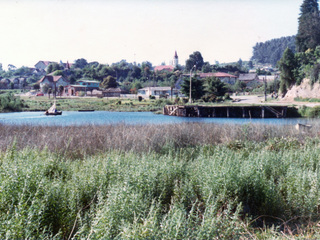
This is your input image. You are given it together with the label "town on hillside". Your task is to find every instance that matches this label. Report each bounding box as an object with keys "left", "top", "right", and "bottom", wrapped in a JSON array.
[
  {"left": 2, "top": 0, "right": 320, "bottom": 102},
  {"left": 0, "top": 50, "right": 281, "bottom": 101}
]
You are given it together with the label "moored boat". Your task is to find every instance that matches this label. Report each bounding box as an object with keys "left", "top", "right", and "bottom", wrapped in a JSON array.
[
  {"left": 45, "top": 111, "right": 62, "bottom": 116},
  {"left": 45, "top": 101, "right": 62, "bottom": 116}
]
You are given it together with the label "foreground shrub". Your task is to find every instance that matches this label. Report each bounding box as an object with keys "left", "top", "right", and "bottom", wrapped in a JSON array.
[
  {"left": 306, "top": 106, "right": 320, "bottom": 118},
  {"left": 0, "top": 93, "right": 24, "bottom": 112},
  {"left": 2, "top": 138, "right": 320, "bottom": 238}
]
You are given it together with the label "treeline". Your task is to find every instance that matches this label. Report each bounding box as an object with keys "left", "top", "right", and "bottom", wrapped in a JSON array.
[
  {"left": 278, "top": 0, "right": 320, "bottom": 95},
  {"left": 51, "top": 59, "right": 182, "bottom": 92},
  {"left": 0, "top": 59, "right": 181, "bottom": 93},
  {"left": 1, "top": 51, "right": 248, "bottom": 93},
  {"left": 251, "top": 36, "right": 296, "bottom": 66},
  {"left": 0, "top": 65, "right": 41, "bottom": 86},
  {"left": 50, "top": 55, "right": 247, "bottom": 92}
]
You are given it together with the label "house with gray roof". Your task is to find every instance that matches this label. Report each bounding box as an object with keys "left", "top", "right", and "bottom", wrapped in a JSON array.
[
  {"left": 238, "top": 73, "right": 260, "bottom": 88},
  {"left": 38, "top": 75, "right": 69, "bottom": 95},
  {"left": 35, "top": 61, "right": 57, "bottom": 71}
]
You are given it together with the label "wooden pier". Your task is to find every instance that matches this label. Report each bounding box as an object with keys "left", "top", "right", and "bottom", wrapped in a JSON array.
[{"left": 163, "top": 105, "right": 287, "bottom": 118}]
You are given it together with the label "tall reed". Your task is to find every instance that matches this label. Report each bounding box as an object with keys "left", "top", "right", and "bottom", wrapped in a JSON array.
[
  {"left": 1, "top": 137, "right": 320, "bottom": 238},
  {"left": 0, "top": 122, "right": 318, "bottom": 158},
  {"left": 1, "top": 122, "right": 320, "bottom": 238}
]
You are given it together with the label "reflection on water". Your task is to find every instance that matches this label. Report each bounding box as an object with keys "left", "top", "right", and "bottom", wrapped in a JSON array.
[{"left": 0, "top": 111, "right": 315, "bottom": 126}]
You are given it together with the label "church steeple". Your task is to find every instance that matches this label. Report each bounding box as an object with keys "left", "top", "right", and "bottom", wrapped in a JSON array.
[{"left": 173, "top": 51, "right": 178, "bottom": 67}]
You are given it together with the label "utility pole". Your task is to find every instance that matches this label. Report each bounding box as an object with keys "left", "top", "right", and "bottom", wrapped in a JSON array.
[
  {"left": 264, "top": 76, "right": 267, "bottom": 102},
  {"left": 189, "top": 65, "right": 196, "bottom": 103}
]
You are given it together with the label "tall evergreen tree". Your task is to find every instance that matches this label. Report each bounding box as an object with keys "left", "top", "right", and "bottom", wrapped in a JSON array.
[
  {"left": 185, "top": 51, "right": 204, "bottom": 71},
  {"left": 205, "top": 77, "right": 227, "bottom": 97},
  {"left": 278, "top": 48, "right": 297, "bottom": 96},
  {"left": 181, "top": 75, "right": 204, "bottom": 101},
  {"left": 296, "top": 0, "right": 320, "bottom": 52}
]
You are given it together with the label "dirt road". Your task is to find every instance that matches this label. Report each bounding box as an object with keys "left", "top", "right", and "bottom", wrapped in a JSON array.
[{"left": 231, "top": 94, "right": 320, "bottom": 107}]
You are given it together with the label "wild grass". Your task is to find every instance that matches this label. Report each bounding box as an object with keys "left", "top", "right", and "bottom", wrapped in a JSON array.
[
  {"left": 21, "top": 96, "right": 172, "bottom": 112},
  {"left": 0, "top": 122, "right": 318, "bottom": 158},
  {"left": 1, "top": 122, "right": 320, "bottom": 238},
  {"left": 294, "top": 97, "right": 320, "bottom": 103}
]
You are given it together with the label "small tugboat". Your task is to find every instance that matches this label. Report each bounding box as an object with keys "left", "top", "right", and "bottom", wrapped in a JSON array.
[{"left": 45, "top": 101, "right": 62, "bottom": 116}]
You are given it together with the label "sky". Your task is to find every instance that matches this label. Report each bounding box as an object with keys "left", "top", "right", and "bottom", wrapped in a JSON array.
[{"left": 0, "top": 0, "right": 302, "bottom": 69}]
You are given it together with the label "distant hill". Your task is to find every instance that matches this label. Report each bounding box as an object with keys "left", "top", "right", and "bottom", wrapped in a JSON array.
[{"left": 251, "top": 36, "right": 296, "bottom": 66}]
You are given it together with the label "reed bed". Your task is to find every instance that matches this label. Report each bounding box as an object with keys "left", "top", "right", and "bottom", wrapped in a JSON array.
[
  {"left": 0, "top": 122, "right": 318, "bottom": 158},
  {"left": 1, "top": 122, "right": 320, "bottom": 238},
  {"left": 1, "top": 139, "right": 320, "bottom": 238}
]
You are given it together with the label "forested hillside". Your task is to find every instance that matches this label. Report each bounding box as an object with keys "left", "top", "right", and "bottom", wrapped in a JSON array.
[
  {"left": 278, "top": 0, "right": 320, "bottom": 97},
  {"left": 251, "top": 36, "right": 296, "bottom": 66}
]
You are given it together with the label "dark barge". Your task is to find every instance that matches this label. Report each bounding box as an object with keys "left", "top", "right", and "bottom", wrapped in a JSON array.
[{"left": 163, "top": 105, "right": 288, "bottom": 118}]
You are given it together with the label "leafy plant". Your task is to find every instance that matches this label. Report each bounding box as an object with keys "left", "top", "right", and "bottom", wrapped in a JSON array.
[{"left": 0, "top": 92, "right": 24, "bottom": 112}]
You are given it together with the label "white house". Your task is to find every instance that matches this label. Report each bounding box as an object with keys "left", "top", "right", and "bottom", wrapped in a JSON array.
[
  {"left": 38, "top": 75, "right": 69, "bottom": 94},
  {"left": 34, "top": 61, "right": 56, "bottom": 71},
  {"left": 138, "top": 87, "right": 179, "bottom": 97}
]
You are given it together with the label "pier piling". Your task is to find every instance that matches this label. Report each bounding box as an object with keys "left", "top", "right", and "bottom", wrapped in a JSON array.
[{"left": 163, "top": 105, "right": 287, "bottom": 118}]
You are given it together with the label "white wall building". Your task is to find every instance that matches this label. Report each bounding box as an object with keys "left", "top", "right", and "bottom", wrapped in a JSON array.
[
  {"left": 138, "top": 87, "right": 179, "bottom": 97},
  {"left": 38, "top": 75, "right": 69, "bottom": 93}
]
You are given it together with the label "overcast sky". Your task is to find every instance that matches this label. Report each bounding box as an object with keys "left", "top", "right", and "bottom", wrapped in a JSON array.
[{"left": 0, "top": 0, "right": 302, "bottom": 69}]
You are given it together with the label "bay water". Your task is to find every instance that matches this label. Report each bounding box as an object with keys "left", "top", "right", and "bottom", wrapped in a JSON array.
[{"left": 0, "top": 111, "right": 313, "bottom": 126}]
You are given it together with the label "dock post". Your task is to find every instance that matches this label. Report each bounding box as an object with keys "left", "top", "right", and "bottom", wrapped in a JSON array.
[
  {"left": 262, "top": 107, "right": 265, "bottom": 118},
  {"left": 182, "top": 108, "right": 186, "bottom": 117},
  {"left": 282, "top": 107, "right": 287, "bottom": 118},
  {"left": 227, "top": 107, "right": 229, "bottom": 118}
]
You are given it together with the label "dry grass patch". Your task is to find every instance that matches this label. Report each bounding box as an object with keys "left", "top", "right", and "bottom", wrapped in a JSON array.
[{"left": 0, "top": 122, "right": 318, "bottom": 158}]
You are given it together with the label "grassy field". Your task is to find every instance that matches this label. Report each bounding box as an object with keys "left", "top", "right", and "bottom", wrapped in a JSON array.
[
  {"left": 1, "top": 122, "right": 320, "bottom": 239},
  {"left": 20, "top": 94, "right": 284, "bottom": 112},
  {"left": 20, "top": 95, "right": 320, "bottom": 118},
  {"left": 20, "top": 96, "right": 174, "bottom": 112}
]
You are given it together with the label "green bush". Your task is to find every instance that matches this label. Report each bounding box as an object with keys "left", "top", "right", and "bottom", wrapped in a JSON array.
[
  {"left": 152, "top": 99, "right": 173, "bottom": 107},
  {"left": 298, "top": 105, "right": 320, "bottom": 118},
  {"left": 306, "top": 106, "right": 320, "bottom": 118},
  {"left": 0, "top": 93, "right": 24, "bottom": 112}
]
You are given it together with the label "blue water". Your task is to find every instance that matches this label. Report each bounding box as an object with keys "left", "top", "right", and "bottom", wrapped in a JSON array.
[{"left": 0, "top": 111, "right": 314, "bottom": 126}]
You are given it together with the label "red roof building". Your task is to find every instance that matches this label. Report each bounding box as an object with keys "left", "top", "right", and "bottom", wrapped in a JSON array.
[
  {"left": 184, "top": 72, "right": 237, "bottom": 85},
  {"left": 154, "top": 65, "right": 175, "bottom": 72}
]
